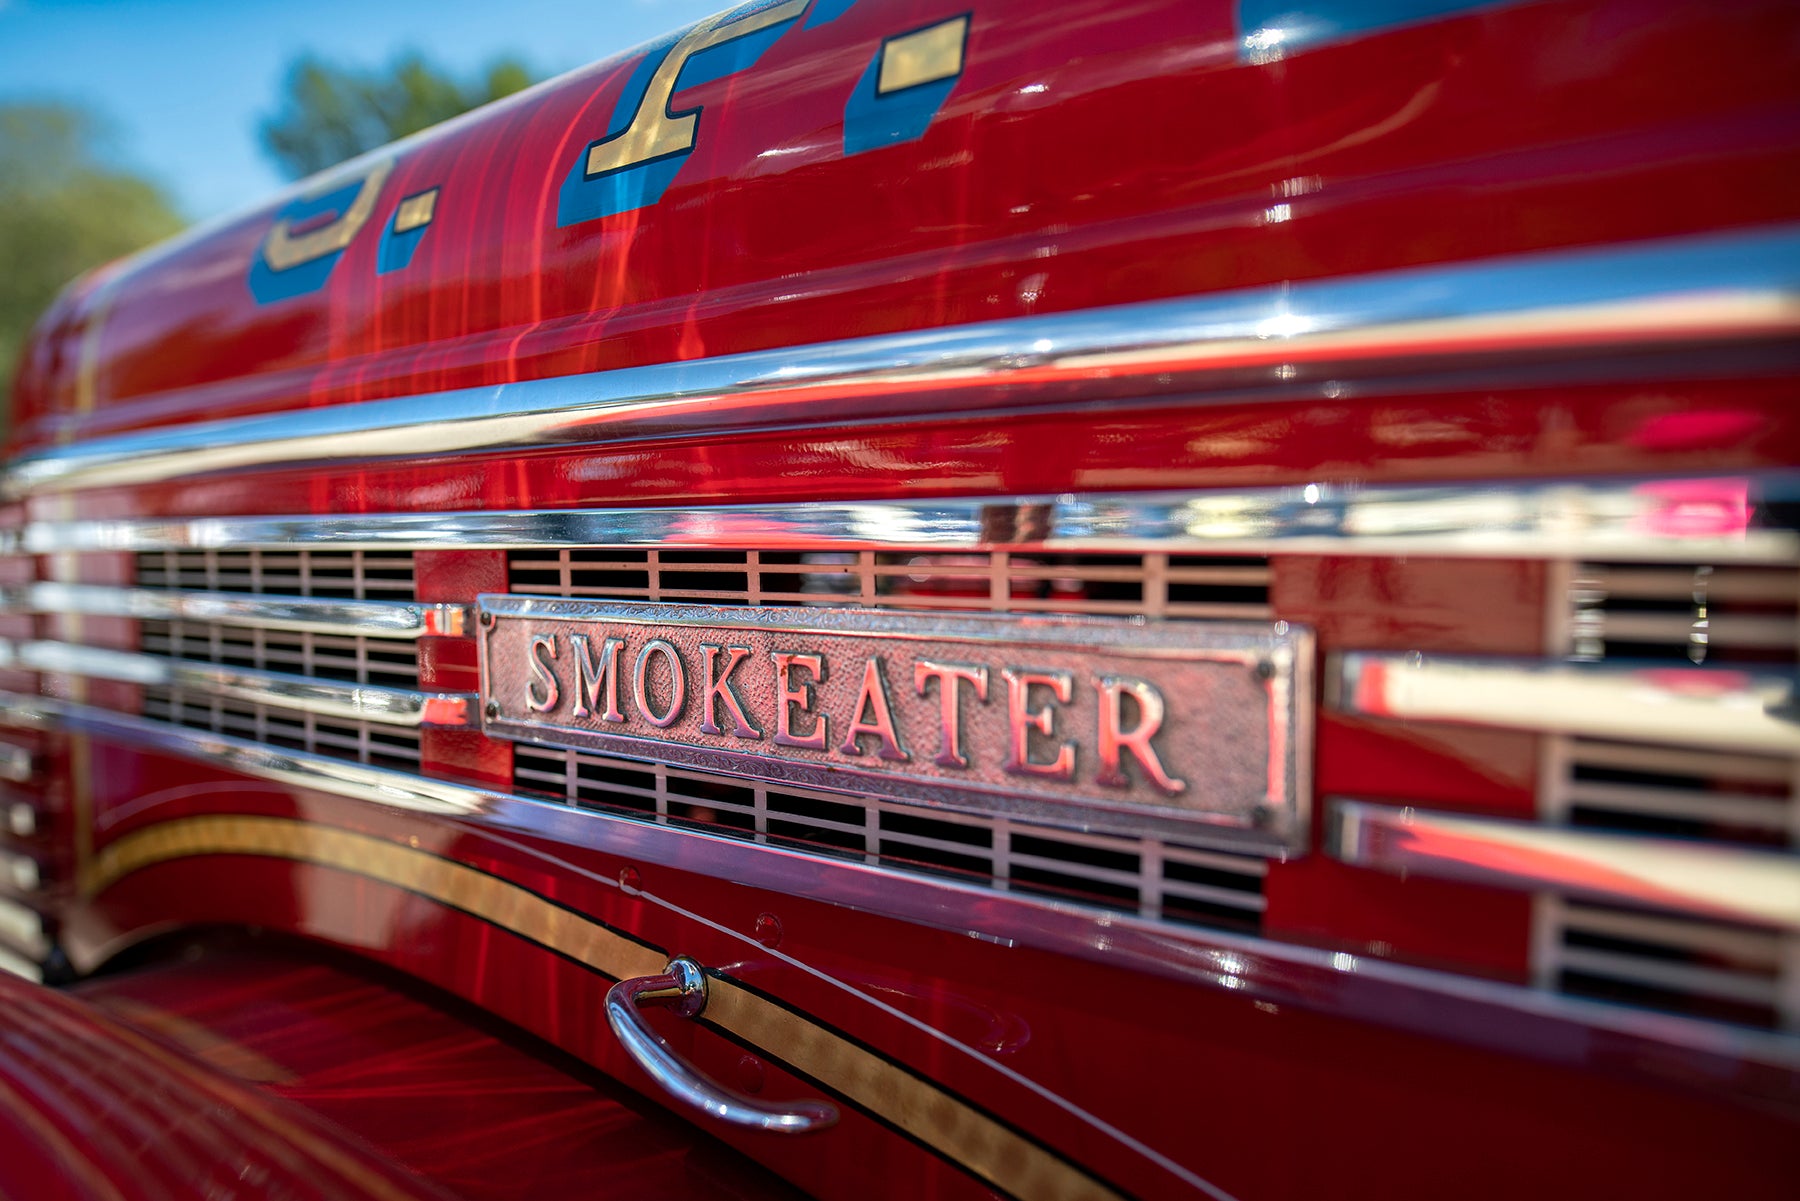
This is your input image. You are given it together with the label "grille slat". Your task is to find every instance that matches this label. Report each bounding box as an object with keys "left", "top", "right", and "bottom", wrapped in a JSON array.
[
  {"left": 508, "top": 548, "right": 1272, "bottom": 620},
  {"left": 135, "top": 550, "right": 421, "bottom": 768},
  {"left": 1545, "top": 558, "right": 1800, "bottom": 1029}
]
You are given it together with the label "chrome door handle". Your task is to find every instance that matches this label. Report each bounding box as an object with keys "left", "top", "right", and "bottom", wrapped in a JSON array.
[{"left": 605, "top": 957, "right": 839, "bottom": 1134}]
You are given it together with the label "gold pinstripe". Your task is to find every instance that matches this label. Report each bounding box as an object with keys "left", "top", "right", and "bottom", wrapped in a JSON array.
[{"left": 86, "top": 815, "right": 1128, "bottom": 1201}]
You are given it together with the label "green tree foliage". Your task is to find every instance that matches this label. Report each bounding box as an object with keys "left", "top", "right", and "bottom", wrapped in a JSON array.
[
  {"left": 261, "top": 53, "right": 534, "bottom": 180},
  {"left": 0, "top": 103, "right": 184, "bottom": 412}
]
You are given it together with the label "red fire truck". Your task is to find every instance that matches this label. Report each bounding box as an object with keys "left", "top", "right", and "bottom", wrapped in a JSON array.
[{"left": 2, "top": 0, "right": 1797, "bottom": 1196}]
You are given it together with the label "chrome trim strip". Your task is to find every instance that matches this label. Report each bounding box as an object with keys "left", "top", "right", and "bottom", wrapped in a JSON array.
[
  {"left": 0, "top": 897, "right": 47, "bottom": 960},
  {"left": 1333, "top": 652, "right": 1800, "bottom": 754},
  {"left": 0, "top": 639, "right": 470, "bottom": 728},
  {"left": 1329, "top": 799, "right": 1800, "bottom": 931},
  {"left": 20, "top": 692, "right": 1799, "bottom": 1083},
  {"left": 10, "top": 582, "right": 465, "bottom": 639},
  {"left": 0, "top": 848, "right": 39, "bottom": 894},
  {"left": 18, "top": 473, "right": 1800, "bottom": 563},
  {"left": 6, "top": 224, "right": 1799, "bottom": 499},
  {"left": 0, "top": 944, "right": 43, "bottom": 983},
  {"left": 0, "top": 745, "right": 32, "bottom": 785}
]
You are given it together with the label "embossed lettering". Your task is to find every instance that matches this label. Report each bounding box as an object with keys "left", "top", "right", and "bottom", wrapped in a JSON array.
[
  {"left": 914, "top": 660, "right": 988, "bottom": 769},
  {"left": 1002, "top": 668, "right": 1075, "bottom": 780},
  {"left": 700, "top": 643, "right": 760, "bottom": 739},
  {"left": 839, "top": 656, "right": 909, "bottom": 762},
  {"left": 570, "top": 633, "right": 625, "bottom": 722},
  {"left": 1096, "top": 676, "right": 1186, "bottom": 795},
  {"left": 633, "top": 639, "right": 687, "bottom": 728},
  {"left": 771, "top": 651, "right": 827, "bottom": 750},
  {"left": 527, "top": 633, "right": 560, "bottom": 713}
]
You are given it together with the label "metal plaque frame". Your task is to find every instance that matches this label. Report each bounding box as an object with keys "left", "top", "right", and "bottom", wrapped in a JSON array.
[{"left": 477, "top": 597, "right": 1312, "bottom": 853}]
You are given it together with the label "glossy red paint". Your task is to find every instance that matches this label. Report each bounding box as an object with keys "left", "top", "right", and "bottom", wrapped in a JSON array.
[
  {"left": 71, "top": 944, "right": 804, "bottom": 1201},
  {"left": 9, "top": 0, "right": 1800, "bottom": 452},
  {"left": 34, "top": 369, "right": 1800, "bottom": 525},
  {"left": 4, "top": 0, "right": 1798, "bottom": 1196},
  {"left": 0, "top": 968, "right": 459, "bottom": 1201},
  {"left": 55, "top": 763, "right": 1800, "bottom": 1200}
]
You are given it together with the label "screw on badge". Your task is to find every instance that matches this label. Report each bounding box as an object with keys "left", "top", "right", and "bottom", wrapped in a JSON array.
[
  {"left": 479, "top": 609, "right": 495, "bottom": 627},
  {"left": 483, "top": 699, "right": 500, "bottom": 720}
]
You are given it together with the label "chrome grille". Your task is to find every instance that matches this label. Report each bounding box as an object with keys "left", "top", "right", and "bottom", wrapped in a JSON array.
[
  {"left": 1545, "top": 736, "right": 1795, "bottom": 849},
  {"left": 1567, "top": 562, "right": 1798, "bottom": 664},
  {"left": 508, "top": 549, "right": 1272, "bottom": 618},
  {"left": 135, "top": 549, "right": 417, "bottom": 599},
  {"left": 1541, "top": 557, "right": 1800, "bottom": 1029},
  {"left": 514, "top": 744, "right": 1266, "bottom": 931},
  {"left": 134, "top": 549, "right": 422, "bottom": 768},
  {"left": 140, "top": 689, "right": 423, "bottom": 771},
  {"left": 508, "top": 545, "right": 1273, "bottom": 931},
  {"left": 1538, "top": 897, "right": 1798, "bottom": 1030}
]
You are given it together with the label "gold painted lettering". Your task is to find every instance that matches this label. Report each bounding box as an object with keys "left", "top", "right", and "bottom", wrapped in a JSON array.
[
  {"left": 839, "top": 656, "right": 909, "bottom": 762},
  {"left": 700, "top": 644, "right": 761, "bottom": 739},
  {"left": 1096, "top": 676, "right": 1186, "bottom": 795},
  {"left": 914, "top": 660, "right": 988, "bottom": 769},
  {"left": 585, "top": 0, "right": 807, "bottom": 178},
  {"left": 1002, "top": 668, "right": 1075, "bottom": 781},
  {"left": 772, "top": 651, "right": 827, "bottom": 750},
  {"left": 570, "top": 633, "right": 625, "bottom": 722},
  {"left": 527, "top": 633, "right": 560, "bottom": 713},
  {"left": 633, "top": 639, "right": 687, "bottom": 729},
  {"left": 262, "top": 158, "right": 393, "bottom": 272}
]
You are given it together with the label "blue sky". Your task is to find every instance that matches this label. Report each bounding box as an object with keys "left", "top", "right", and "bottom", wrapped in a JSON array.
[{"left": 0, "top": 0, "right": 726, "bottom": 222}]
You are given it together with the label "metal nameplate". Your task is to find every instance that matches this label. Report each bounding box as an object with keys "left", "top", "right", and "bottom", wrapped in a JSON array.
[{"left": 477, "top": 599, "right": 1311, "bottom": 851}]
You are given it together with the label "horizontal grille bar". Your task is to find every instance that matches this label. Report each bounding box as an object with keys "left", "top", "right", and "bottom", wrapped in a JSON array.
[
  {"left": 1332, "top": 798, "right": 1800, "bottom": 931},
  {"left": 9, "top": 583, "right": 462, "bottom": 639},
  {"left": 1334, "top": 652, "right": 1800, "bottom": 755},
  {"left": 0, "top": 639, "right": 466, "bottom": 728}
]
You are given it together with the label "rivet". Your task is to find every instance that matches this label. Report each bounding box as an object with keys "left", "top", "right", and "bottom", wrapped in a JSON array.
[
  {"left": 736, "top": 1055, "right": 766, "bottom": 1094},
  {"left": 479, "top": 610, "right": 495, "bottom": 627},
  {"left": 753, "top": 912, "right": 782, "bottom": 948},
  {"left": 483, "top": 700, "right": 500, "bottom": 720},
  {"left": 619, "top": 866, "right": 641, "bottom": 893}
]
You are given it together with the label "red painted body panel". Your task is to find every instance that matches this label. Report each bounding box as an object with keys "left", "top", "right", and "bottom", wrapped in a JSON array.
[
  {"left": 9, "top": 0, "right": 1800, "bottom": 453},
  {"left": 67, "top": 945, "right": 802, "bottom": 1201},
  {"left": 0, "top": 967, "right": 458, "bottom": 1201},
  {"left": 50, "top": 770, "right": 1800, "bottom": 1200}
]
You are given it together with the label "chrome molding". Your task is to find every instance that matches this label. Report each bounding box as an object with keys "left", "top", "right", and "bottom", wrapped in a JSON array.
[
  {"left": 8, "top": 582, "right": 465, "bottom": 639},
  {"left": 0, "top": 848, "right": 39, "bottom": 894},
  {"left": 16, "top": 691, "right": 1800, "bottom": 1083},
  {"left": 1330, "top": 799, "right": 1800, "bottom": 931},
  {"left": 6, "top": 224, "right": 1799, "bottom": 499},
  {"left": 0, "top": 639, "right": 470, "bottom": 728},
  {"left": 0, "top": 745, "right": 32, "bottom": 785},
  {"left": 0, "top": 897, "right": 47, "bottom": 960},
  {"left": 1334, "top": 652, "right": 1800, "bottom": 755},
  {"left": 17, "top": 473, "right": 1800, "bottom": 563},
  {"left": 0, "top": 945, "right": 42, "bottom": 983}
]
